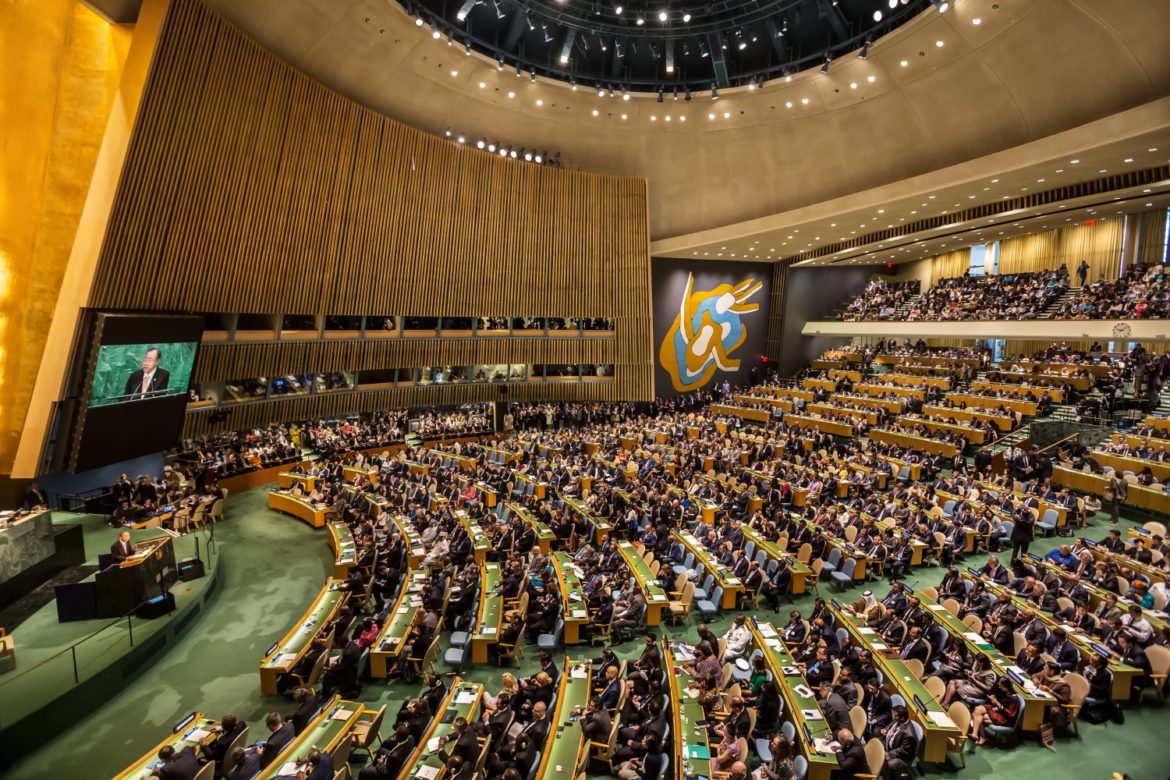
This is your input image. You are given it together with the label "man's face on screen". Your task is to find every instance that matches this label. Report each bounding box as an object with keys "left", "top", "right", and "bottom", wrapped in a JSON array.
[{"left": 142, "top": 350, "right": 160, "bottom": 372}]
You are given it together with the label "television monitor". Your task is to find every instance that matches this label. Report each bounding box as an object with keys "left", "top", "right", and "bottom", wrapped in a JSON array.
[{"left": 72, "top": 314, "right": 203, "bottom": 471}]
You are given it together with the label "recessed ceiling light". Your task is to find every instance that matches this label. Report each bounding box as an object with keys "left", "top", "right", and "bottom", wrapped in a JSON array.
[
  {"left": 801, "top": 97, "right": 809, "bottom": 104},
  {"left": 723, "top": 111, "right": 730, "bottom": 118},
  {"left": 507, "top": 90, "right": 515, "bottom": 98},
  {"left": 1149, "top": 147, "right": 1159, "bottom": 152},
  {"left": 650, "top": 115, "right": 657, "bottom": 121},
  {"left": 450, "top": 69, "right": 459, "bottom": 77},
  {"left": 972, "top": 17, "right": 982, "bottom": 24},
  {"left": 708, "top": 113, "right": 716, "bottom": 120},
  {"left": 535, "top": 99, "right": 543, "bottom": 106},
  {"left": 592, "top": 108, "right": 599, "bottom": 116},
  {"left": 900, "top": 59, "right": 909, "bottom": 67},
  {"left": 478, "top": 81, "right": 486, "bottom": 89},
  {"left": 867, "top": 75, "right": 876, "bottom": 83},
  {"left": 850, "top": 82, "right": 858, "bottom": 89},
  {"left": 1124, "top": 158, "right": 1134, "bottom": 163},
  {"left": 621, "top": 113, "right": 627, "bottom": 120},
  {"left": 1070, "top": 159, "right": 1080, "bottom": 164},
  {"left": 935, "top": 40, "right": 944, "bottom": 47},
  {"left": 785, "top": 101, "right": 793, "bottom": 108}
]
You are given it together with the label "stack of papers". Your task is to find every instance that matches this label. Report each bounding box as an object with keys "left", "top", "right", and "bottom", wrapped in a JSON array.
[
  {"left": 926, "top": 711, "right": 956, "bottom": 728},
  {"left": 332, "top": 709, "right": 354, "bottom": 721},
  {"left": 185, "top": 729, "right": 210, "bottom": 742},
  {"left": 277, "top": 762, "right": 300, "bottom": 776},
  {"left": 454, "top": 689, "right": 478, "bottom": 704},
  {"left": 801, "top": 709, "right": 824, "bottom": 721}
]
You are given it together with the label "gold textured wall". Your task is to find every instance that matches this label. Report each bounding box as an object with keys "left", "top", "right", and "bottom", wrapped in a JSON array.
[
  {"left": 84, "top": 0, "right": 653, "bottom": 435},
  {"left": 0, "top": 1, "right": 129, "bottom": 473}
]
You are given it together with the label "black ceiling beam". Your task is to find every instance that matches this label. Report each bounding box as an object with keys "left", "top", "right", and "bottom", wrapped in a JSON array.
[
  {"left": 706, "top": 32, "right": 730, "bottom": 87},
  {"left": 817, "top": 0, "right": 848, "bottom": 43},
  {"left": 763, "top": 17, "right": 788, "bottom": 60},
  {"left": 502, "top": 9, "right": 527, "bottom": 52}
]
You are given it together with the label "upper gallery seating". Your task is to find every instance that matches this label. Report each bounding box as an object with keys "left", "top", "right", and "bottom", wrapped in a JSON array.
[
  {"left": 836, "top": 280, "right": 921, "bottom": 321},
  {"left": 1054, "top": 265, "right": 1170, "bottom": 319},
  {"left": 905, "top": 268, "right": 1068, "bottom": 321}
]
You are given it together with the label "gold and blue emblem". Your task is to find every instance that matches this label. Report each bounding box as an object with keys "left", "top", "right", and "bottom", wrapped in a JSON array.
[{"left": 659, "top": 273, "right": 763, "bottom": 392}]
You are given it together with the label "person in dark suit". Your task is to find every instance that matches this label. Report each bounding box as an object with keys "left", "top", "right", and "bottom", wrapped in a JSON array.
[
  {"left": 358, "top": 725, "right": 416, "bottom": 779},
  {"left": 322, "top": 636, "right": 362, "bottom": 697},
  {"left": 816, "top": 683, "right": 853, "bottom": 737},
  {"left": 438, "top": 717, "right": 482, "bottom": 767},
  {"left": 864, "top": 679, "right": 892, "bottom": 737},
  {"left": 581, "top": 699, "right": 612, "bottom": 742},
  {"left": 303, "top": 749, "right": 333, "bottom": 780},
  {"left": 203, "top": 713, "right": 247, "bottom": 768},
  {"left": 226, "top": 747, "right": 262, "bottom": 780},
  {"left": 123, "top": 347, "right": 170, "bottom": 399},
  {"left": 23, "top": 481, "right": 48, "bottom": 509},
  {"left": 898, "top": 627, "right": 929, "bottom": 664},
  {"left": 834, "top": 729, "right": 870, "bottom": 780},
  {"left": 289, "top": 687, "right": 319, "bottom": 734},
  {"left": 260, "top": 712, "right": 295, "bottom": 767},
  {"left": 881, "top": 706, "right": 918, "bottom": 780},
  {"left": 110, "top": 531, "right": 136, "bottom": 563},
  {"left": 155, "top": 744, "right": 201, "bottom": 780}
]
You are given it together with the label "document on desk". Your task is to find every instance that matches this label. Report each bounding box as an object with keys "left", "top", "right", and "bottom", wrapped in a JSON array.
[
  {"left": 277, "top": 762, "right": 300, "bottom": 777},
  {"left": 185, "top": 729, "right": 211, "bottom": 742},
  {"left": 571, "top": 667, "right": 588, "bottom": 679},
  {"left": 454, "top": 689, "right": 478, "bottom": 704},
  {"left": 427, "top": 736, "right": 443, "bottom": 753},
  {"left": 273, "top": 653, "right": 298, "bottom": 666},
  {"left": 926, "top": 711, "right": 956, "bottom": 728},
  {"left": 332, "top": 708, "right": 354, "bottom": 721},
  {"left": 416, "top": 766, "right": 440, "bottom": 780}
]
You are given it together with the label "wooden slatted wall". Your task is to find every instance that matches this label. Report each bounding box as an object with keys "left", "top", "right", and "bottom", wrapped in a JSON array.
[
  {"left": 87, "top": 0, "right": 652, "bottom": 434},
  {"left": 764, "top": 259, "right": 790, "bottom": 360}
]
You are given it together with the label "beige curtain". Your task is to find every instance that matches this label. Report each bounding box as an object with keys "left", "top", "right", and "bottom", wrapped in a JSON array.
[
  {"left": 1056, "top": 218, "right": 1124, "bottom": 282},
  {"left": 930, "top": 250, "right": 971, "bottom": 285},
  {"left": 996, "top": 232, "right": 1059, "bottom": 275},
  {"left": 1138, "top": 208, "right": 1169, "bottom": 266}
]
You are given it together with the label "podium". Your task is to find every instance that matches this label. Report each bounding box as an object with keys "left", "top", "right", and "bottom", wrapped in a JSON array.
[{"left": 95, "top": 537, "right": 178, "bottom": 618}]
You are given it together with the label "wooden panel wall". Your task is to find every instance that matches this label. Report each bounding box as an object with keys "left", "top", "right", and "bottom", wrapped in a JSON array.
[
  {"left": 88, "top": 0, "right": 652, "bottom": 434},
  {"left": 764, "top": 259, "right": 790, "bottom": 361}
]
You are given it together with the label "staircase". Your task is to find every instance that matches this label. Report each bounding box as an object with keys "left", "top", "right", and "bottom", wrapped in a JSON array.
[
  {"left": 892, "top": 294, "right": 919, "bottom": 319},
  {"left": 1038, "top": 285, "right": 1082, "bottom": 319}
]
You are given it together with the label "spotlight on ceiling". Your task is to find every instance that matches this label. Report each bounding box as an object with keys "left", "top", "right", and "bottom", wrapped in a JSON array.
[
  {"left": 656, "top": 86, "right": 663, "bottom": 103},
  {"left": 535, "top": 151, "right": 545, "bottom": 163},
  {"left": 931, "top": 0, "right": 949, "bottom": 12},
  {"left": 859, "top": 38, "right": 871, "bottom": 59},
  {"left": 414, "top": 14, "right": 424, "bottom": 26},
  {"left": 529, "top": 69, "right": 536, "bottom": 82},
  {"left": 682, "top": 12, "right": 691, "bottom": 22},
  {"left": 820, "top": 55, "right": 831, "bottom": 74},
  {"left": 497, "top": 55, "right": 504, "bottom": 70},
  {"left": 524, "top": 149, "right": 533, "bottom": 161},
  {"left": 476, "top": 139, "right": 486, "bottom": 149},
  {"left": 699, "top": 40, "right": 709, "bottom": 58},
  {"left": 872, "top": 10, "right": 882, "bottom": 21},
  {"left": 710, "top": 83, "right": 719, "bottom": 100},
  {"left": 493, "top": 0, "right": 504, "bottom": 17},
  {"left": 597, "top": 84, "right": 606, "bottom": 96},
  {"left": 684, "top": 86, "right": 692, "bottom": 102},
  {"left": 444, "top": 127, "right": 452, "bottom": 137},
  {"left": 488, "top": 140, "right": 498, "bottom": 152},
  {"left": 624, "top": 85, "right": 632, "bottom": 101},
  {"left": 456, "top": 133, "right": 465, "bottom": 143},
  {"left": 614, "top": 4, "right": 622, "bottom": 14},
  {"left": 658, "top": 10, "right": 667, "bottom": 22},
  {"left": 560, "top": 29, "right": 576, "bottom": 63},
  {"left": 456, "top": 0, "right": 476, "bottom": 22}
]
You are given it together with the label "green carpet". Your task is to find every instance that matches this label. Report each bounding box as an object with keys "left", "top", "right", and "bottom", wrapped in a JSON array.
[{"left": 4, "top": 487, "right": 1168, "bottom": 779}]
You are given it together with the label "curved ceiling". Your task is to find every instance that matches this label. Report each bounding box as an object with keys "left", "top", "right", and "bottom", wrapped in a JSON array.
[
  {"left": 401, "top": 0, "right": 927, "bottom": 91},
  {"left": 201, "top": 0, "right": 1170, "bottom": 239}
]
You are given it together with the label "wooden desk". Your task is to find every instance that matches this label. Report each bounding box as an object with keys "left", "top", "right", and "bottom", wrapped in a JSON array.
[
  {"left": 898, "top": 416, "right": 986, "bottom": 445},
  {"left": 991, "top": 371, "right": 1093, "bottom": 391},
  {"left": 255, "top": 697, "right": 364, "bottom": 779},
  {"left": 742, "top": 526, "right": 810, "bottom": 594},
  {"left": 1053, "top": 466, "right": 1170, "bottom": 517},
  {"left": 405, "top": 459, "right": 430, "bottom": 476},
  {"left": 945, "top": 392, "right": 1037, "bottom": 416},
  {"left": 751, "top": 621, "right": 838, "bottom": 780},
  {"left": 828, "top": 604, "right": 960, "bottom": 762},
  {"left": 276, "top": 472, "right": 316, "bottom": 492},
  {"left": 370, "top": 570, "right": 426, "bottom": 677},
  {"left": 471, "top": 563, "right": 504, "bottom": 664},
  {"left": 970, "top": 381, "right": 1063, "bottom": 403},
  {"left": 1026, "top": 553, "right": 1168, "bottom": 636},
  {"left": 553, "top": 552, "right": 589, "bottom": 644},
  {"left": 870, "top": 429, "right": 958, "bottom": 458},
  {"left": 827, "top": 369, "right": 864, "bottom": 383},
  {"left": 664, "top": 642, "right": 713, "bottom": 780},
  {"left": 857, "top": 383, "right": 925, "bottom": 400},
  {"left": 710, "top": 403, "right": 772, "bottom": 423},
  {"left": 398, "top": 680, "right": 483, "bottom": 780},
  {"left": 1096, "top": 449, "right": 1170, "bottom": 482},
  {"left": 267, "top": 490, "right": 327, "bottom": 528},
  {"left": 536, "top": 659, "right": 593, "bottom": 780},
  {"left": 869, "top": 517, "right": 931, "bottom": 567},
  {"left": 831, "top": 393, "right": 903, "bottom": 414},
  {"left": 887, "top": 373, "right": 953, "bottom": 390},
  {"left": 617, "top": 542, "right": 667, "bottom": 625},
  {"left": 808, "top": 402, "right": 878, "bottom": 426},
  {"left": 1116, "top": 432, "right": 1170, "bottom": 455},
  {"left": 759, "top": 386, "right": 815, "bottom": 403},
  {"left": 512, "top": 470, "right": 548, "bottom": 500},
  {"left": 674, "top": 530, "right": 743, "bottom": 609},
  {"left": 392, "top": 514, "right": 427, "bottom": 569},
  {"left": 259, "top": 579, "right": 346, "bottom": 694},
  {"left": 802, "top": 378, "right": 840, "bottom": 393},
  {"left": 113, "top": 712, "right": 217, "bottom": 780},
  {"left": 785, "top": 413, "right": 855, "bottom": 438},
  {"left": 342, "top": 464, "right": 379, "bottom": 486},
  {"left": 922, "top": 405, "right": 1014, "bottom": 431},
  {"left": 455, "top": 510, "right": 492, "bottom": 564},
  {"left": 564, "top": 497, "right": 612, "bottom": 544},
  {"left": 327, "top": 522, "right": 356, "bottom": 580},
  {"left": 915, "top": 590, "right": 1048, "bottom": 730},
  {"left": 506, "top": 502, "right": 555, "bottom": 554},
  {"left": 961, "top": 571, "right": 1140, "bottom": 701}
]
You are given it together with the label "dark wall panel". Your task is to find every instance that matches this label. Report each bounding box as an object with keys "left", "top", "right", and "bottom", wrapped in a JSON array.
[
  {"left": 651, "top": 258, "right": 772, "bottom": 397},
  {"left": 778, "top": 266, "right": 872, "bottom": 376}
]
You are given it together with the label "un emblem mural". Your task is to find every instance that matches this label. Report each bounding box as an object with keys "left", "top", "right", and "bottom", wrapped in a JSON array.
[{"left": 658, "top": 272, "right": 764, "bottom": 393}]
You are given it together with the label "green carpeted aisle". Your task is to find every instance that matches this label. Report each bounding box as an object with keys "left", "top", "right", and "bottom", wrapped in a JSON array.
[{"left": 5, "top": 486, "right": 1168, "bottom": 779}]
